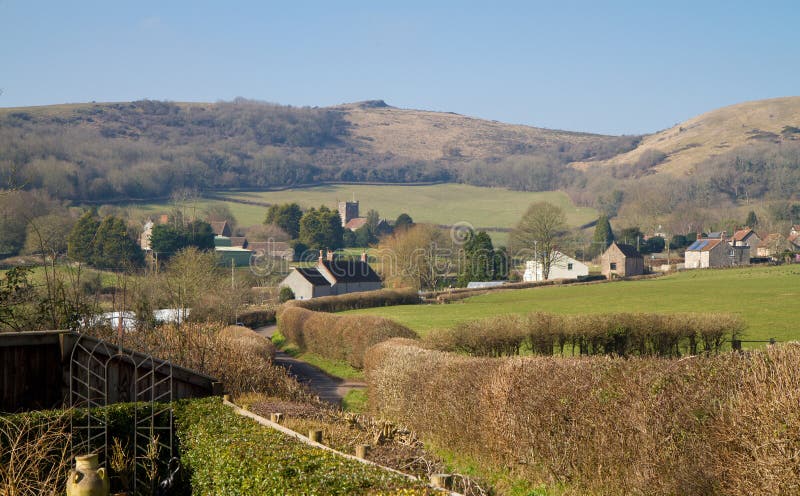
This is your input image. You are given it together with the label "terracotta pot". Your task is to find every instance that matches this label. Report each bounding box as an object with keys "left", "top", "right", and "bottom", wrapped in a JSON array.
[{"left": 66, "top": 454, "right": 110, "bottom": 496}]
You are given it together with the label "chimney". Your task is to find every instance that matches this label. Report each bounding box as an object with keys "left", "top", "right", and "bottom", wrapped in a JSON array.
[
  {"left": 326, "top": 250, "right": 334, "bottom": 262},
  {"left": 318, "top": 250, "right": 324, "bottom": 263},
  {"left": 159, "top": 214, "right": 169, "bottom": 225},
  {"left": 360, "top": 251, "right": 367, "bottom": 262}
]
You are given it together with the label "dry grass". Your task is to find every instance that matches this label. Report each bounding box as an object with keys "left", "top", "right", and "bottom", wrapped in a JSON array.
[
  {"left": 585, "top": 96, "right": 800, "bottom": 175},
  {"left": 366, "top": 339, "right": 800, "bottom": 495}
]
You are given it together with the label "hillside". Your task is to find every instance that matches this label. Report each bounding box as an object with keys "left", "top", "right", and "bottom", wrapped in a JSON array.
[
  {"left": 578, "top": 96, "right": 800, "bottom": 176},
  {"left": 0, "top": 99, "right": 636, "bottom": 202}
]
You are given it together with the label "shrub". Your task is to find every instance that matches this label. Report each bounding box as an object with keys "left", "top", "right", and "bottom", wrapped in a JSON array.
[
  {"left": 423, "top": 311, "right": 745, "bottom": 357},
  {"left": 174, "top": 397, "right": 427, "bottom": 495},
  {"left": 281, "top": 288, "right": 419, "bottom": 314},
  {"left": 365, "top": 340, "right": 800, "bottom": 495},
  {"left": 279, "top": 286, "right": 295, "bottom": 303},
  {"left": 278, "top": 307, "right": 418, "bottom": 368},
  {"left": 235, "top": 306, "right": 277, "bottom": 328},
  {"left": 90, "top": 323, "right": 305, "bottom": 399}
]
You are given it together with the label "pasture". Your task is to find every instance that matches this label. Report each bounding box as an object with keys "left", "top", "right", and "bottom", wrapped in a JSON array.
[{"left": 348, "top": 264, "right": 800, "bottom": 343}]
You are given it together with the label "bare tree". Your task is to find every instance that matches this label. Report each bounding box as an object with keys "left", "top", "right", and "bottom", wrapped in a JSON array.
[{"left": 511, "top": 202, "right": 567, "bottom": 280}]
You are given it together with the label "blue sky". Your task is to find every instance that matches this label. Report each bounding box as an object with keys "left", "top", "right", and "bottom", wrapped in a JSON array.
[{"left": 1, "top": 1, "right": 798, "bottom": 135}]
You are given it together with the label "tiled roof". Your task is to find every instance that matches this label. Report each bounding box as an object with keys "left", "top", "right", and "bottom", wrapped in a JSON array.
[
  {"left": 345, "top": 218, "right": 368, "bottom": 230},
  {"left": 320, "top": 259, "right": 381, "bottom": 283},
  {"left": 732, "top": 229, "right": 754, "bottom": 241},
  {"left": 614, "top": 243, "right": 643, "bottom": 258},
  {"left": 210, "top": 221, "right": 229, "bottom": 236},
  {"left": 248, "top": 241, "right": 291, "bottom": 252}
]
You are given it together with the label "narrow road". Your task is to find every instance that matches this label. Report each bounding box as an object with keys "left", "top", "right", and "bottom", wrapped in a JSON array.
[{"left": 255, "top": 325, "right": 366, "bottom": 407}]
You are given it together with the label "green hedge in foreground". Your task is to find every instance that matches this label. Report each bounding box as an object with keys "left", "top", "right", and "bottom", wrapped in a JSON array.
[{"left": 174, "top": 397, "right": 428, "bottom": 495}]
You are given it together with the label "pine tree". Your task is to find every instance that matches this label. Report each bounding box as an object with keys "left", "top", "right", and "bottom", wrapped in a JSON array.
[
  {"left": 591, "top": 215, "right": 614, "bottom": 257},
  {"left": 91, "top": 216, "right": 143, "bottom": 269},
  {"left": 457, "top": 230, "right": 495, "bottom": 286},
  {"left": 67, "top": 211, "right": 100, "bottom": 263},
  {"left": 745, "top": 210, "right": 758, "bottom": 228}
]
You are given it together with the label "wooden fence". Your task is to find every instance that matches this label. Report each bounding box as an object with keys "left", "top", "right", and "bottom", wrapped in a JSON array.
[{"left": 0, "top": 331, "right": 222, "bottom": 412}]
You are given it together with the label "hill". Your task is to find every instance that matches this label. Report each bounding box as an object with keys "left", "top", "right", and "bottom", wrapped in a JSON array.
[
  {"left": 0, "top": 99, "right": 637, "bottom": 203},
  {"left": 577, "top": 96, "right": 800, "bottom": 176}
]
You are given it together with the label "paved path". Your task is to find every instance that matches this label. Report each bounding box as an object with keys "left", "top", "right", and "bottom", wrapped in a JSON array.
[{"left": 255, "top": 325, "right": 366, "bottom": 407}]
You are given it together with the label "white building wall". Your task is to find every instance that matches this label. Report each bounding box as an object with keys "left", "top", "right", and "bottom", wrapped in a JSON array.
[{"left": 523, "top": 253, "right": 588, "bottom": 282}]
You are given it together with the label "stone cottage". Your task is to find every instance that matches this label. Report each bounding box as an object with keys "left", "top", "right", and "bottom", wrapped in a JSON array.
[{"left": 601, "top": 242, "right": 644, "bottom": 279}]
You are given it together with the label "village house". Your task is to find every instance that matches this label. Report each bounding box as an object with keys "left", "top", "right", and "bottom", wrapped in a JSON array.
[
  {"left": 730, "top": 228, "right": 760, "bottom": 251},
  {"left": 601, "top": 242, "right": 644, "bottom": 279},
  {"left": 685, "top": 236, "right": 750, "bottom": 268},
  {"left": 756, "top": 233, "right": 792, "bottom": 258},
  {"left": 280, "top": 251, "right": 382, "bottom": 300},
  {"left": 523, "top": 251, "right": 588, "bottom": 282}
]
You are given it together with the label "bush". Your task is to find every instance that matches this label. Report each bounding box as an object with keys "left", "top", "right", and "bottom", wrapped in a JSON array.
[
  {"left": 89, "top": 323, "right": 304, "bottom": 399},
  {"left": 281, "top": 288, "right": 419, "bottom": 313},
  {"left": 278, "top": 307, "right": 418, "bottom": 368},
  {"left": 174, "top": 397, "right": 427, "bottom": 495},
  {"left": 423, "top": 312, "right": 745, "bottom": 357},
  {"left": 279, "top": 286, "right": 295, "bottom": 303},
  {"left": 235, "top": 306, "right": 277, "bottom": 327},
  {"left": 365, "top": 340, "right": 800, "bottom": 495}
]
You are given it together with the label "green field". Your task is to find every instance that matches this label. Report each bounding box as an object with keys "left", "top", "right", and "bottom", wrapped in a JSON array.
[
  {"left": 123, "top": 184, "right": 596, "bottom": 245},
  {"left": 348, "top": 265, "right": 800, "bottom": 343}
]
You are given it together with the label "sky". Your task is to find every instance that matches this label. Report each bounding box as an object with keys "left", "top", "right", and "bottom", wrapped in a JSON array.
[{"left": 1, "top": 1, "right": 798, "bottom": 135}]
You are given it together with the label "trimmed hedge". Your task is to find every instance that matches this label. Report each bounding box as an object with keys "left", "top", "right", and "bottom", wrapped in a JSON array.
[
  {"left": 236, "top": 306, "right": 277, "bottom": 327},
  {"left": 366, "top": 340, "right": 800, "bottom": 495},
  {"left": 174, "top": 397, "right": 428, "bottom": 495},
  {"left": 424, "top": 312, "right": 745, "bottom": 357},
  {"left": 279, "top": 307, "right": 418, "bottom": 368},
  {"left": 281, "top": 288, "right": 419, "bottom": 313}
]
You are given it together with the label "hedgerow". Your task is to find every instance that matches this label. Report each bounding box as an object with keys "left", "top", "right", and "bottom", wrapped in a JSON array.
[
  {"left": 365, "top": 339, "right": 800, "bottom": 495},
  {"left": 424, "top": 312, "right": 744, "bottom": 357},
  {"left": 281, "top": 288, "right": 419, "bottom": 313},
  {"left": 279, "top": 307, "right": 417, "bottom": 368},
  {"left": 174, "top": 397, "right": 429, "bottom": 495}
]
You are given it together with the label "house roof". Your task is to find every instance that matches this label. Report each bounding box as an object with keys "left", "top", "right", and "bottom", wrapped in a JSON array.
[
  {"left": 686, "top": 238, "right": 724, "bottom": 252},
  {"left": 706, "top": 231, "right": 726, "bottom": 239},
  {"left": 229, "top": 236, "right": 248, "bottom": 248},
  {"left": 210, "top": 221, "right": 229, "bottom": 236},
  {"left": 614, "top": 242, "right": 643, "bottom": 258},
  {"left": 757, "top": 233, "right": 784, "bottom": 247},
  {"left": 345, "top": 218, "right": 368, "bottom": 230},
  {"left": 248, "top": 241, "right": 291, "bottom": 253},
  {"left": 320, "top": 259, "right": 382, "bottom": 283},
  {"left": 294, "top": 267, "right": 331, "bottom": 286},
  {"left": 731, "top": 229, "right": 754, "bottom": 241}
]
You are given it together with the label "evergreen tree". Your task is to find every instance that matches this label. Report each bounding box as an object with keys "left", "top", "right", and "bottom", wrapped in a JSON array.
[
  {"left": 745, "top": 210, "right": 758, "bottom": 228},
  {"left": 91, "top": 216, "right": 143, "bottom": 269},
  {"left": 67, "top": 211, "right": 100, "bottom": 263},
  {"left": 591, "top": 215, "right": 614, "bottom": 257},
  {"left": 298, "top": 206, "right": 344, "bottom": 250},
  {"left": 493, "top": 246, "right": 510, "bottom": 280},
  {"left": 150, "top": 224, "right": 186, "bottom": 257},
  {"left": 457, "top": 230, "right": 495, "bottom": 286},
  {"left": 394, "top": 213, "right": 414, "bottom": 231},
  {"left": 265, "top": 203, "right": 303, "bottom": 239},
  {"left": 184, "top": 220, "right": 215, "bottom": 250}
]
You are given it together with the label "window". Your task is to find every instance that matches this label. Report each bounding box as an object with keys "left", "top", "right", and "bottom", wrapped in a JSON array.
[
  {"left": 610, "top": 262, "right": 617, "bottom": 270},
  {"left": 567, "top": 263, "right": 573, "bottom": 270}
]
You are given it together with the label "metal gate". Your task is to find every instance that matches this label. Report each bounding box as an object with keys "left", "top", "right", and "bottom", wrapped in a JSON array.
[{"left": 69, "top": 334, "right": 174, "bottom": 494}]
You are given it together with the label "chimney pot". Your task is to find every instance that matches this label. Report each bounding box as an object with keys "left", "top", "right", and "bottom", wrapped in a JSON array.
[
  {"left": 318, "top": 250, "right": 324, "bottom": 263},
  {"left": 326, "top": 250, "right": 334, "bottom": 261},
  {"left": 360, "top": 251, "right": 367, "bottom": 262}
]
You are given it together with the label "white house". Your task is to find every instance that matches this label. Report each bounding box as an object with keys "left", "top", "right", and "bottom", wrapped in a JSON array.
[
  {"left": 280, "top": 251, "right": 382, "bottom": 300},
  {"left": 523, "top": 252, "right": 588, "bottom": 282}
]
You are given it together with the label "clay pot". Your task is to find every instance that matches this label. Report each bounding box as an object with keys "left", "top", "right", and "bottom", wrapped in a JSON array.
[{"left": 66, "top": 454, "right": 110, "bottom": 496}]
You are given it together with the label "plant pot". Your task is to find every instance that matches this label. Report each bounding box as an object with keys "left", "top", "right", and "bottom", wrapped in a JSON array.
[{"left": 66, "top": 454, "right": 110, "bottom": 496}]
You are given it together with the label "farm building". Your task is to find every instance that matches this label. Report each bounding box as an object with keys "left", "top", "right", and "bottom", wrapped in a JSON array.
[
  {"left": 600, "top": 242, "right": 644, "bottom": 279},
  {"left": 280, "top": 252, "right": 382, "bottom": 300},
  {"left": 523, "top": 251, "right": 588, "bottom": 281}
]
